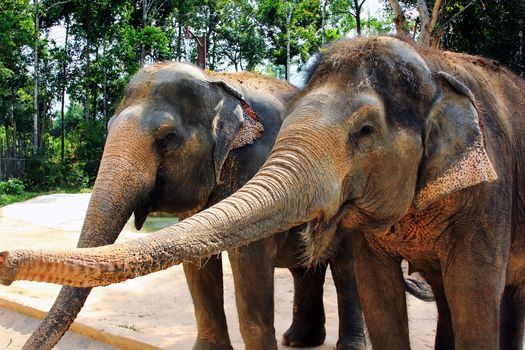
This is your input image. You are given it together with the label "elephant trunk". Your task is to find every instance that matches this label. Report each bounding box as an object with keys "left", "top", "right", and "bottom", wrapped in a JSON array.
[
  {"left": 0, "top": 128, "right": 338, "bottom": 287},
  {"left": 19, "top": 112, "right": 158, "bottom": 349}
]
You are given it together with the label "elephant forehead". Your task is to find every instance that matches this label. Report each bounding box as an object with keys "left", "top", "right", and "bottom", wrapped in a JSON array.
[
  {"left": 376, "top": 37, "right": 431, "bottom": 74},
  {"left": 140, "top": 61, "right": 205, "bottom": 80},
  {"left": 112, "top": 105, "right": 146, "bottom": 125}
]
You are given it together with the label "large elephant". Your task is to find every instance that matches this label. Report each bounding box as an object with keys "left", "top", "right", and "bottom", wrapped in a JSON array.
[
  {"left": 2, "top": 35, "right": 521, "bottom": 349},
  {"left": 5, "top": 63, "right": 366, "bottom": 350}
]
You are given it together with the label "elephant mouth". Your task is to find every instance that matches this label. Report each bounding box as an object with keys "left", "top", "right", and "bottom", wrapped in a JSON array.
[{"left": 299, "top": 204, "right": 351, "bottom": 265}]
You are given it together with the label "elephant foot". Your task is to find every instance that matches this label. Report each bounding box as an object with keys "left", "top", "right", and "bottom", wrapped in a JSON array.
[
  {"left": 336, "top": 337, "right": 367, "bottom": 350},
  {"left": 192, "top": 339, "right": 233, "bottom": 350},
  {"left": 281, "top": 325, "right": 326, "bottom": 348}
]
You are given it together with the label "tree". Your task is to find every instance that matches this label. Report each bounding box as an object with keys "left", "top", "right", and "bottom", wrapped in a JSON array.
[
  {"left": 33, "top": 0, "right": 40, "bottom": 150},
  {"left": 257, "top": 0, "right": 325, "bottom": 79},
  {"left": 285, "top": 0, "right": 296, "bottom": 80},
  {"left": 213, "top": 1, "right": 265, "bottom": 71},
  {"left": 416, "top": 0, "right": 443, "bottom": 46},
  {"left": 442, "top": 0, "right": 525, "bottom": 76},
  {"left": 0, "top": 0, "right": 34, "bottom": 179},
  {"left": 388, "top": 0, "right": 410, "bottom": 36},
  {"left": 331, "top": 0, "right": 368, "bottom": 35}
]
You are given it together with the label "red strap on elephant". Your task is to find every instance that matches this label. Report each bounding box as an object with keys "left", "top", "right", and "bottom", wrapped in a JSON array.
[{"left": 241, "top": 100, "right": 261, "bottom": 123}]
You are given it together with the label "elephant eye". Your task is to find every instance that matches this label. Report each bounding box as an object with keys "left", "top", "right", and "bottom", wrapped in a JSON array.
[
  {"left": 164, "top": 132, "right": 177, "bottom": 141},
  {"left": 348, "top": 124, "right": 376, "bottom": 152},
  {"left": 157, "top": 131, "right": 181, "bottom": 152},
  {"left": 359, "top": 125, "right": 374, "bottom": 137}
]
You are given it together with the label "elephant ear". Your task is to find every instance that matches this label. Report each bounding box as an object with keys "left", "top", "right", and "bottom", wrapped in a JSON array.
[
  {"left": 210, "top": 79, "right": 264, "bottom": 184},
  {"left": 414, "top": 71, "right": 498, "bottom": 210}
]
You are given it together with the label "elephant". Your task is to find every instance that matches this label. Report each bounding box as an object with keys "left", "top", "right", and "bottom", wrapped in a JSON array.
[
  {"left": 5, "top": 35, "right": 519, "bottom": 349},
  {"left": 2, "top": 62, "right": 368, "bottom": 350}
]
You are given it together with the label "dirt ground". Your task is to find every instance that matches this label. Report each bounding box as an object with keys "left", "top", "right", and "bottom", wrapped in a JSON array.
[{"left": 0, "top": 194, "right": 438, "bottom": 349}]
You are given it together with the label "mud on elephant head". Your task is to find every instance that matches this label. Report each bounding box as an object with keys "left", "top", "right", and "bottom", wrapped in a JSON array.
[{"left": 0, "top": 36, "right": 498, "bottom": 285}]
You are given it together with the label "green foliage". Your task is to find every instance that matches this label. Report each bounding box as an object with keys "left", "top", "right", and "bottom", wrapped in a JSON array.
[
  {"left": 118, "top": 323, "right": 140, "bottom": 332},
  {"left": 140, "top": 26, "right": 171, "bottom": 62},
  {"left": 213, "top": 0, "right": 266, "bottom": 70},
  {"left": 386, "top": 0, "right": 524, "bottom": 76},
  {"left": 1, "top": 0, "right": 523, "bottom": 193},
  {"left": 71, "top": 119, "right": 106, "bottom": 181},
  {"left": 0, "top": 178, "right": 25, "bottom": 195},
  {"left": 442, "top": 0, "right": 525, "bottom": 75},
  {"left": 0, "top": 191, "right": 40, "bottom": 207}
]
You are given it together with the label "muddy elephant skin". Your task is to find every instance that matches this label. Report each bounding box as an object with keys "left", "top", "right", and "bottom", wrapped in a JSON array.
[
  {"left": 4, "top": 36, "right": 525, "bottom": 349},
  {"left": 0, "top": 63, "right": 365, "bottom": 350}
]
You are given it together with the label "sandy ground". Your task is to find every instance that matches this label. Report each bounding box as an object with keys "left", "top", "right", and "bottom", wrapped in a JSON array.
[{"left": 0, "top": 194, "right": 438, "bottom": 349}]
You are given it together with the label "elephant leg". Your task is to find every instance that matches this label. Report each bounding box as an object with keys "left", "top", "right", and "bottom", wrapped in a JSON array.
[
  {"left": 183, "top": 256, "right": 233, "bottom": 350},
  {"left": 281, "top": 265, "right": 327, "bottom": 347},
  {"left": 330, "top": 234, "right": 366, "bottom": 350},
  {"left": 500, "top": 284, "right": 525, "bottom": 350},
  {"left": 442, "top": 255, "right": 505, "bottom": 349},
  {"left": 424, "top": 273, "right": 455, "bottom": 350},
  {"left": 352, "top": 232, "right": 410, "bottom": 350},
  {"left": 22, "top": 287, "right": 91, "bottom": 349},
  {"left": 229, "top": 240, "right": 277, "bottom": 350}
]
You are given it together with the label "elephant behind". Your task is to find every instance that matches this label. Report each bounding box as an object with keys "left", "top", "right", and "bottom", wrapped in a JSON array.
[{"left": 9, "top": 63, "right": 365, "bottom": 350}]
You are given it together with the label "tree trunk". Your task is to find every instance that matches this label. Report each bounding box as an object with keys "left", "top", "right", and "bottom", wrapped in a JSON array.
[
  {"left": 40, "top": 93, "right": 46, "bottom": 149},
  {"left": 0, "top": 136, "right": 3, "bottom": 180},
  {"left": 91, "top": 45, "right": 99, "bottom": 121},
  {"left": 177, "top": 19, "right": 182, "bottom": 60},
  {"left": 353, "top": 0, "right": 362, "bottom": 35},
  {"left": 141, "top": 0, "right": 147, "bottom": 66},
  {"left": 205, "top": 4, "right": 218, "bottom": 58},
  {"left": 520, "top": 28, "right": 525, "bottom": 79},
  {"left": 33, "top": 0, "right": 39, "bottom": 151},
  {"left": 388, "top": 0, "right": 409, "bottom": 37},
  {"left": 417, "top": 0, "right": 430, "bottom": 42},
  {"left": 321, "top": 0, "right": 326, "bottom": 45},
  {"left": 13, "top": 119, "right": 17, "bottom": 161},
  {"left": 84, "top": 41, "right": 91, "bottom": 122},
  {"left": 61, "top": 19, "right": 70, "bottom": 163},
  {"left": 211, "top": 32, "right": 217, "bottom": 70},
  {"left": 348, "top": 0, "right": 367, "bottom": 36},
  {"left": 103, "top": 46, "right": 108, "bottom": 127},
  {"left": 285, "top": 2, "right": 294, "bottom": 81},
  {"left": 239, "top": 51, "right": 243, "bottom": 71},
  {"left": 417, "top": 0, "right": 442, "bottom": 47}
]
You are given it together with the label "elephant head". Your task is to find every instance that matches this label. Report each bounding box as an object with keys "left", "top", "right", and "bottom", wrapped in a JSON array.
[
  {"left": 0, "top": 37, "right": 497, "bottom": 288},
  {"left": 7, "top": 62, "right": 292, "bottom": 349}
]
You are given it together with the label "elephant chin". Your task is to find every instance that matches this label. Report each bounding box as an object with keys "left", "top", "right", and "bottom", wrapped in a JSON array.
[
  {"left": 300, "top": 217, "right": 338, "bottom": 266},
  {"left": 299, "top": 204, "right": 353, "bottom": 266}
]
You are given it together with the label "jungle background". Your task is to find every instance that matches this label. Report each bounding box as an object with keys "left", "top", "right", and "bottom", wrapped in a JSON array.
[{"left": 0, "top": 0, "right": 524, "bottom": 204}]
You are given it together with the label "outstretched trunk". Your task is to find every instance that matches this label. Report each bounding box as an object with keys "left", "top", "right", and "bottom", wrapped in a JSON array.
[
  {"left": 0, "top": 123, "right": 340, "bottom": 287},
  {"left": 19, "top": 114, "right": 158, "bottom": 349}
]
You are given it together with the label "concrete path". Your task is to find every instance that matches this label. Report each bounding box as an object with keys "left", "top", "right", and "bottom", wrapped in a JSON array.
[{"left": 0, "top": 194, "right": 437, "bottom": 349}]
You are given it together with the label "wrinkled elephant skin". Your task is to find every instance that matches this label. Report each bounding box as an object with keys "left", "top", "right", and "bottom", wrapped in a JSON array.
[
  {"left": 5, "top": 63, "right": 365, "bottom": 350},
  {"left": 8, "top": 36, "right": 525, "bottom": 349}
]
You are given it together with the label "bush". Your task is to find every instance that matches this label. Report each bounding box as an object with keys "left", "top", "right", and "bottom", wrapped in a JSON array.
[
  {"left": 0, "top": 178, "right": 26, "bottom": 195},
  {"left": 65, "top": 163, "right": 91, "bottom": 189},
  {"left": 23, "top": 152, "right": 65, "bottom": 191}
]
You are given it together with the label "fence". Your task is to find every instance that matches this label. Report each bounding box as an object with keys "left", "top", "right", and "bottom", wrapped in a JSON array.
[
  {"left": 0, "top": 157, "right": 100, "bottom": 186},
  {"left": 0, "top": 157, "right": 26, "bottom": 181}
]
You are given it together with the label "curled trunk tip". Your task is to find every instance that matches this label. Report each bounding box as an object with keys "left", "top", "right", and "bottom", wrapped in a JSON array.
[{"left": 0, "top": 251, "right": 16, "bottom": 286}]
